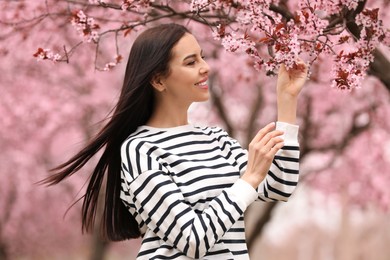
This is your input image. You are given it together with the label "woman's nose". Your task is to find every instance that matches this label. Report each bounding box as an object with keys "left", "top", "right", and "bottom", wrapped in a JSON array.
[{"left": 200, "top": 59, "right": 210, "bottom": 74}]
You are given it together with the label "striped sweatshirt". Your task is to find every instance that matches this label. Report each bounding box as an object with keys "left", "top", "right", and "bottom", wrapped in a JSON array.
[{"left": 120, "top": 122, "right": 300, "bottom": 259}]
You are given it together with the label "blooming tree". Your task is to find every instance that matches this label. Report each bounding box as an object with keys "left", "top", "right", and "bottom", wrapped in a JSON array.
[
  {"left": 17, "top": 0, "right": 390, "bottom": 90},
  {"left": 1, "top": 0, "right": 390, "bottom": 259}
]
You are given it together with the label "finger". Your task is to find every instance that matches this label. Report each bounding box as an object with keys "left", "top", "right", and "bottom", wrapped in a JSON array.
[
  {"left": 251, "top": 135, "right": 283, "bottom": 160},
  {"left": 278, "top": 63, "right": 287, "bottom": 75},
  {"left": 268, "top": 141, "right": 285, "bottom": 155},
  {"left": 257, "top": 130, "right": 284, "bottom": 147},
  {"left": 251, "top": 122, "right": 276, "bottom": 143},
  {"left": 293, "top": 59, "right": 308, "bottom": 73},
  {"left": 252, "top": 138, "right": 284, "bottom": 163},
  {"left": 259, "top": 136, "right": 284, "bottom": 153},
  {"left": 268, "top": 136, "right": 284, "bottom": 150}
]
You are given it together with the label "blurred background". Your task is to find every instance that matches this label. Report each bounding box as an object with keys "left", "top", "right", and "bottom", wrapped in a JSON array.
[{"left": 1, "top": 1, "right": 390, "bottom": 259}]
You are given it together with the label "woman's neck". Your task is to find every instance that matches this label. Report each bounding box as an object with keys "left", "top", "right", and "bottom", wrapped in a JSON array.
[
  {"left": 146, "top": 117, "right": 189, "bottom": 128},
  {"left": 146, "top": 103, "right": 190, "bottom": 128}
]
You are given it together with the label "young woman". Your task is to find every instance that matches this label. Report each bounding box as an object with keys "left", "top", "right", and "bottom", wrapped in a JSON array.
[{"left": 44, "top": 23, "right": 307, "bottom": 259}]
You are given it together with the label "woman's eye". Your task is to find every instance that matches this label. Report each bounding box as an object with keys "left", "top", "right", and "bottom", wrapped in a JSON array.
[{"left": 186, "top": 56, "right": 205, "bottom": 66}]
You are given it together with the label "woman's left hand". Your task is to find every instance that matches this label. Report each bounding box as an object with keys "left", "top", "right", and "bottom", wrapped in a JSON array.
[{"left": 276, "top": 60, "right": 308, "bottom": 97}]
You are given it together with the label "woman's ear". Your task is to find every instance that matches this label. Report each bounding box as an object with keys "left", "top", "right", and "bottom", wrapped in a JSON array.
[{"left": 150, "top": 74, "right": 166, "bottom": 92}]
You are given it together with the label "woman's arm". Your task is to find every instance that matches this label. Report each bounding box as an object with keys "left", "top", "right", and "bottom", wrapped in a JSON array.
[
  {"left": 234, "top": 61, "right": 308, "bottom": 199},
  {"left": 276, "top": 61, "right": 308, "bottom": 124}
]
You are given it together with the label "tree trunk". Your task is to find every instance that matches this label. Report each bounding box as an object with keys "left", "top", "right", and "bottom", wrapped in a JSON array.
[
  {"left": 369, "top": 49, "right": 390, "bottom": 92},
  {"left": 246, "top": 202, "right": 278, "bottom": 250},
  {"left": 0, "top": 243, "right": 8, "bottom": 260}
]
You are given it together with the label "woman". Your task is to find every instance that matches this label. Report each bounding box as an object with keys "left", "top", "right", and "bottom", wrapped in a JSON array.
[{"left": 44, "top": 23, "right": 307, "bottom": 259}]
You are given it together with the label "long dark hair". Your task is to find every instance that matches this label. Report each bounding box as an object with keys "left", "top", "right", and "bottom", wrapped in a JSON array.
[{"left": 42, "top": 23, "right": 190, "bottom": 241}]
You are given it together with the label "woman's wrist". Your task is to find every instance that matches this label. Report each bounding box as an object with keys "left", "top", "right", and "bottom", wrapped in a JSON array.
[
  {"left": 241, "top": 171, "right": 265, "bottom": 189},
  {"left": 277, "top": 94, "right": 298, "bottom": 124}
]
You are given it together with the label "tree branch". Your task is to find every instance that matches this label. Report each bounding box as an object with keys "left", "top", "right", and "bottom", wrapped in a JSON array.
[
  {"left": 208, "top": 74, "right": 235, "bottom": 136},
  {"left": 244, "top": 83, "right": 264, "bottom": 148},
  {"left": 246, "top": 202, "right": 278, "bottom": 250},
  {"left": 369, "top": 49, "right": 390, "bottom": 91}
]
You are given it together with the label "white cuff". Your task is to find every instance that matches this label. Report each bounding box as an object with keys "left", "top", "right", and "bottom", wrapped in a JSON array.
[
  {"left": 229, "top": 179, "right": 258, "bottom": 209},
  {"left": 276, "top": 121, "right": 299, "bottom": 144}
]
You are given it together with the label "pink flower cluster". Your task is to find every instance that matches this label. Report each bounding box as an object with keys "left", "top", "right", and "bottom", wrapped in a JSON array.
[
  {"left": 70, "top": 10, "right": 100, "bottom": 43},
  {"left": 208, "top": 0, "right": 388, "bottom": 89},
  {"left": 331, "top": 8, "right": 388, "bottom": 89},
  {"left": 100, "top": 55, "right": 123, "bottom": 71},
  {"left": 213, "top": 0, "right": 306, "bottom": 74},
  {"left": 190, "top": 0, "right": 234, "bottom": 12},
  {"left": 33, "top": 48, "right": 61, "bottom": 62},
  {"left": 190, "top": 0, "right": 211, "bottom": 12}
]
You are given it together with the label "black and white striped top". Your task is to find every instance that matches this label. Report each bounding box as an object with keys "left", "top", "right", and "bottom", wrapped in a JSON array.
[{"left": 120, "top": 122, "right": 300, "bottom": 259}]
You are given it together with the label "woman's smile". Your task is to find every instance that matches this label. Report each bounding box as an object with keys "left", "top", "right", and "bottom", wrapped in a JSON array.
[{"left": 195, "top": 78, "right": 208, "bottom": 89}]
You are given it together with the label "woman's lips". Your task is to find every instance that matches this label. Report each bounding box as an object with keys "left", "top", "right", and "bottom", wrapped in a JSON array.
[{"left": 195, "top": 81, "right": 208, "bottom": 89}]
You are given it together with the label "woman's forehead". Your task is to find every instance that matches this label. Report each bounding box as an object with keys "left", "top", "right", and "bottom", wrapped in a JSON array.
[{"left": 171, "top": 33, "right": 202, "bottom": 59}]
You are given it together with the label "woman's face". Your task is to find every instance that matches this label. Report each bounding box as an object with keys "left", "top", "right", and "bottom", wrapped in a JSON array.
[{"left": 158, "top": 33, "right": 210, "bottom": 106}]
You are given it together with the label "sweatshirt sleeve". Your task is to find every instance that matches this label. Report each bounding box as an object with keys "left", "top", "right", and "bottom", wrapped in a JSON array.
[{"left": 120, "top": 139, "right": 258, "bottom": 259}]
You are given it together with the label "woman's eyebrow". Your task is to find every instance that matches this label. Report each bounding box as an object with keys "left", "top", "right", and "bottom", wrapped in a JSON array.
[
  {"left": 183, "top": 54, "right": 197, "bottom": 61},
  {"left": 183, "top": 50, "right": 203, "bottom": 61}
]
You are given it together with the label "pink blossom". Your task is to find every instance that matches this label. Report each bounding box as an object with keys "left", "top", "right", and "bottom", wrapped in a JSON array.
[
  {"left": 70, "top": 10, "right": 100, "bottom": 43},
  {"left": 33, "top": 48, "right": 61, "bottom": 62},
  {"left": 190, "top": 0, "right": 210, "bottom": 12},
  {"left": 99, "top": 55, "right": 123, "bottom": 71}
]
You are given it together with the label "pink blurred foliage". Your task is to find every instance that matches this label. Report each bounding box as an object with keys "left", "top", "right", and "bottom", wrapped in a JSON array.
[
  {"left": 0, "top": 0, "right": 134, "bottom": 257},
  {"left": 1, "top": 0, "right": 390, "bottom": 259},
  {"left": 285, "top": 50, "right": 390, "bottom": 211},
  {"left": 302, "top": 76, "right": 390, "bottom": 211}
]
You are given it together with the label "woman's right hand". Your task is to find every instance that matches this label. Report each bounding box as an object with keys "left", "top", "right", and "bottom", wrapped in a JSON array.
[{"left": 241, "top": 122, "right": 284, "bottom": 189}]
